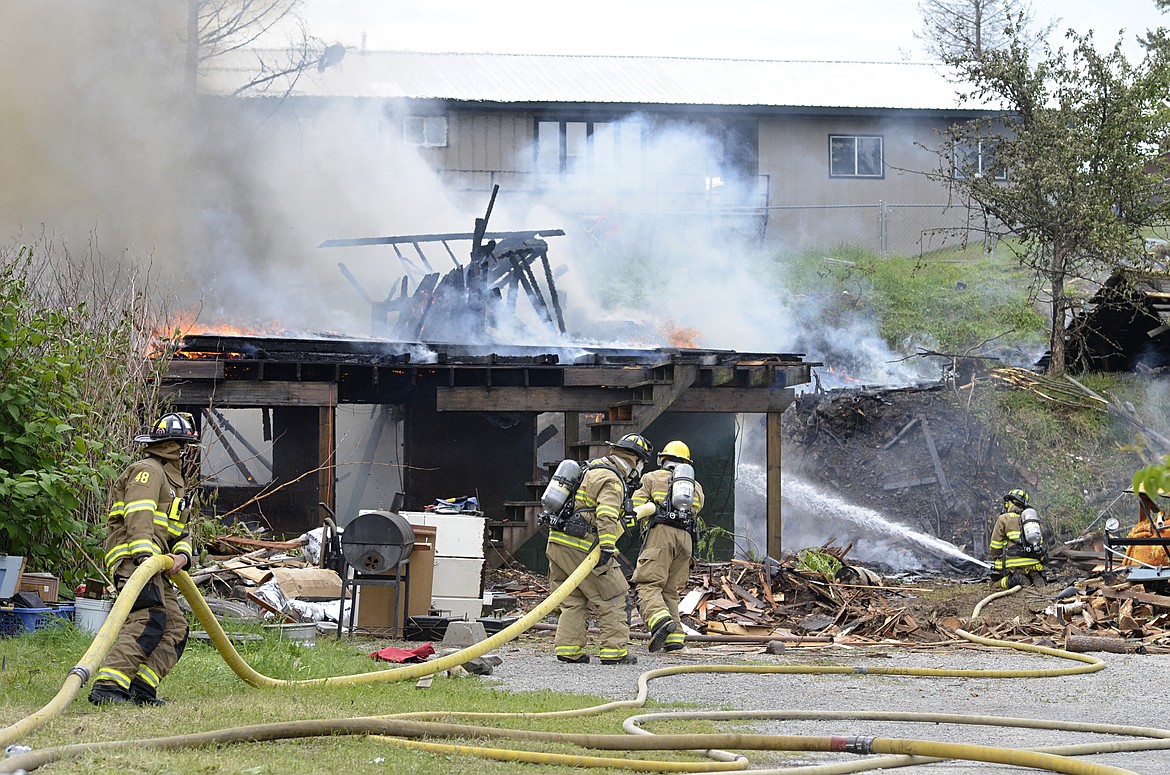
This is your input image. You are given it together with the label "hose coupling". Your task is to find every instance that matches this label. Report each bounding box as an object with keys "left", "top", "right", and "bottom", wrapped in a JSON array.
[
  {"left": 836, "top": 735, "right": 875, "bottom": 755},
  {"left": 68, "top": 665, "right": 91, "bottom": 684},
  {"left": 851, "top": 666, "right": 869, "bottom": 674}
]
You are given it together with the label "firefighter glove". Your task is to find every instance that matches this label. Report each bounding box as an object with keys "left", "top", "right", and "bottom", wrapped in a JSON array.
[{"left": 599, "top": 546, "right": 615, "bottom": 566}]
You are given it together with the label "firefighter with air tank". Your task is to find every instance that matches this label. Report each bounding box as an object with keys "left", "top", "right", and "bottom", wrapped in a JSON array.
[
  {"left": 988, "top": 487, "right": 1046, "bottom": 589},
  {"left": 629, "top": 440, "right": 704, "bottom": 652},
  {"left": 540, "top": 433, "right": 653, "bottom": 665}
]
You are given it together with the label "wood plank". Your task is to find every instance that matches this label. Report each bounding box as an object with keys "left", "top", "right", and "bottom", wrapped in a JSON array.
[
  {"left": 883, "top": 476, "right": 938, "bottom": 490},
  {"left": 164, "top": 360, "right": 224, "bottom": 379},
  {"left": 881, "top": 416, "right": 921, "bottom": 450},
  {"left": 161, "top": 381, "right": 337, "bottom": 407},
  {"left": 246, "top": 591, "right": 296, "bottom": 623},
  {"left": 436, "top": 386, "right": 797, "bottom": 413},
  {"left": 1096, "top": 585, "right": 1170, "bottom": 609},
  {"left": 679, "top": 588, "right": 707, "bottom": 616},
  {"left": 918, "top": 415, "right": 954, "bottom": 502},
  {"left": 562, "top": 367, "right": 644, "bottom": 387}
]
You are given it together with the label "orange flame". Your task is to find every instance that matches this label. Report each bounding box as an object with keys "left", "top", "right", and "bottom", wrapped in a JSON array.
[
  {"left": 824, "top": 364, "right": 865, "bottom": 385},
  {"left": 149, "top": 308, "right": 288, "bottom": 359},
  {"left": 660, "top": 319, "right": 701, "bottom": 349}
]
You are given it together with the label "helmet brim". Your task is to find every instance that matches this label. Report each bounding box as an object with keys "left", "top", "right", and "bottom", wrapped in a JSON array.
[{"left": 135, "top": 434, "right": 196, "bottom": 444}]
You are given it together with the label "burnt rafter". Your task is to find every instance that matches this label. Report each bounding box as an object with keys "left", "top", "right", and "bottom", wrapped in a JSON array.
[{"left": 320, "top": 187, "right": 567, "bottom": 344}]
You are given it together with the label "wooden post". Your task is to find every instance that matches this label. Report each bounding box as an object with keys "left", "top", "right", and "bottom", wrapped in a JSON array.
[
  {"left": 766, "top": 412, "right": 783, "bottom": 559},
  {"left": 318, "top": 395, "right": 336, "bottom": 524}
]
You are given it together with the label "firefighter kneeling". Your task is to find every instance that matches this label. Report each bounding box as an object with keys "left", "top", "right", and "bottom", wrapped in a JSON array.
[
  {"left": 630, "top": 440, "right": 705, "bottom": 652},
  {"left": 988, "top": 488, "right": 1046, "bottom": 589}
]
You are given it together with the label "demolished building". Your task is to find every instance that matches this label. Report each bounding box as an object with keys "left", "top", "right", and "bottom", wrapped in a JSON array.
[{"left": 162, "top": 203, "right": 814, "bottom": 571}]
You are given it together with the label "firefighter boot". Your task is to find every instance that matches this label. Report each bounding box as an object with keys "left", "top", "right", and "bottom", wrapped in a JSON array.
[
  {"left": 647, "top": 614, "right": 675, "bottom": 653},
  {"left": 129, "top": 677, "right": 167, "bottom": 706},
  {"left": 601, "top": 654, "right": 638, "bottom": 665},
  {"left": 556, "top": 654, "right": 590, "bottom": 664},
  {"left": 88, "top": 682, "right": 132, "bottom": 706}
]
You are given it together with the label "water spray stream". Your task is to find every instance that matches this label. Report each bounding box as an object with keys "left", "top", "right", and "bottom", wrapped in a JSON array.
[{"left": 737, "top": 464, "right": 988, "bottom": 571}]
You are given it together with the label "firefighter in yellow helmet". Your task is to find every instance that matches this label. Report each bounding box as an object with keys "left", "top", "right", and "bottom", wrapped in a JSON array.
[
  {"left": 545, "top": 432, "right": 652, "bottom": 665},
  {"left": 988, "top": 488, "right": 1046, "bottom": 589},
  {"left": 88, "top": 412, "right": 199, "bottom": 706},
  {"left": 630, "top": 440, "right": 705, "bottom": 652}
]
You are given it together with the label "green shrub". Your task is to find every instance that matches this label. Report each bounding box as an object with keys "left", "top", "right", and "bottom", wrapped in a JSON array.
[{"left": 0, "top": 242, "right": 171, "bottom": 583}]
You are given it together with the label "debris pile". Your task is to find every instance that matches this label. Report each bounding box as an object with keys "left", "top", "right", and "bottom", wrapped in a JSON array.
[
  {"left": 186, "top": 533, "right": 346, "bottom": 625},
  {"left": 487, "top": 547, "right": 1170, "bottom": 654}
]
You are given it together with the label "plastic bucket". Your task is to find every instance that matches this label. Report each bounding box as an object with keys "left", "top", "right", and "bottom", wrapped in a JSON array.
[{"left": 74, "top": 598, "right": 113, "bottom": 634}]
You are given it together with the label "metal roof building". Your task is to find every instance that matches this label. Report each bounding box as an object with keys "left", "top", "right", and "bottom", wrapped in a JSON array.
[{"left": 206, "top": 49, "right": 994, "bottom": 113}]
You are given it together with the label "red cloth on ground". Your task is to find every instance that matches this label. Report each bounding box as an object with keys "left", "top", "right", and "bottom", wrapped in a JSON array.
[{"left": 368, "top": 642, "right": 435, "bottom": 663}]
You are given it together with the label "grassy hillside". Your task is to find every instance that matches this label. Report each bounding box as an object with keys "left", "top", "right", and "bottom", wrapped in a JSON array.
[{"left": 776, "top": 242, "right": 1165, "bottom": 544}]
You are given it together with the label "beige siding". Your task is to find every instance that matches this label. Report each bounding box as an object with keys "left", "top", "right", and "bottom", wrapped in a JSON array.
[
  {"left": 759, "top": 115, "right": 984, "bottom": 255},
  {"left": 434, "top": 110, "right": 536, "bottom": 193}
]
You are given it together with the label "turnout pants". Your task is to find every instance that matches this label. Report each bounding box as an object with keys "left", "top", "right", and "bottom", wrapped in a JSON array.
[
  {"left": 632, "top": 524, "right": 692, "bottom": 647},
  {"left": 547, "top": 541, "right": 630, "bottom": 661},
  {"left": 93, "top": 575, "right": 189, "bottom": 697}
]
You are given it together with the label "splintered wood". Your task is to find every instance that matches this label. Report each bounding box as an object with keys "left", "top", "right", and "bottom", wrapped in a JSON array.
[{"left": 680, "top": 558, "right": 930, "bottom": 644}]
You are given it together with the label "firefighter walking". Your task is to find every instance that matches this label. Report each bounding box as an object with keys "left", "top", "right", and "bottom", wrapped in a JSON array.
[
  {"left": 988, "top": 488, "right": 1046, "bottom": 589},
  {"left": 545, "top": 433, "right": 653, "bottom": 665},
  {"left": 88, "top": 412, "right": 200, "bottom": 706},
  {"left": 631, "top": 440, "right": 704, "bottom": 652}
]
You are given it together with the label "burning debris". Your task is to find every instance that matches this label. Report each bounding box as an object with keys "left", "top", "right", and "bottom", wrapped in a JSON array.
[{"left": 320, "top": 186, "right": 568, "bottom": 343}]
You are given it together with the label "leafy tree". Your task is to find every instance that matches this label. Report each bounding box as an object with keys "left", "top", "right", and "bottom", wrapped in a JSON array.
[
  {"left": 929, "top": 30, "right": 1170, "bottom": 374},
  {"left": 916, "top": 0, "right": 1056, "bottom": 60}
]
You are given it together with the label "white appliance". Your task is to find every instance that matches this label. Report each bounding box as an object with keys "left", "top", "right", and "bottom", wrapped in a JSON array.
[{"left": 399, "top": 511, "right": 486, "bottom": 621}]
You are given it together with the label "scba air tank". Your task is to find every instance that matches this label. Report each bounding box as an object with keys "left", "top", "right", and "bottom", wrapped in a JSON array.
[
  {"left": 541, "top": 459, "right": 582, "bottom": 514},
  {"left": 1020, "top": 507, "right": 1042, "bottom": 547},
  {"left": 669, "top": 463, "right": 696, "bottom": 512}
]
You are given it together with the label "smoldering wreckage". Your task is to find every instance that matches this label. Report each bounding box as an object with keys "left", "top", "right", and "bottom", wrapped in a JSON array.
[
  {"left": 33, "top": 193, "right": 1170, "bottom": 659},
  {"left": 13, "top": 196, "right": 1170, "bottom": 775},
  {"left": 9, "top": 192, "right": 1170, "bottom": 662}
]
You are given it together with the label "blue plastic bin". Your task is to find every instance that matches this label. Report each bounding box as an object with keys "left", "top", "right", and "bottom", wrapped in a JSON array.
[{"left": 0, "top": 605, "right": 74, "bottom": 637}]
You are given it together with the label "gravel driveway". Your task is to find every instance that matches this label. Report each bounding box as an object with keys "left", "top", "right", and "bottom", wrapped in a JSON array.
[{"left": 479, "top": 631, "right": 1170, "bottom": 774}]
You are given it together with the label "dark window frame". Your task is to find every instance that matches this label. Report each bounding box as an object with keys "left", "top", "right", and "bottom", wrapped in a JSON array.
[
  {"left": 953, "top": 138, "right": 1008, "bottom": 181},
  {"left": 534, "top": 118, "right": 643, "bottom": 176},
  {"left": 828, "top": 134, "right": 885, "bottom": 179},
  {"left": 403, "top": 115, "right": 449, "bottom": 148}
]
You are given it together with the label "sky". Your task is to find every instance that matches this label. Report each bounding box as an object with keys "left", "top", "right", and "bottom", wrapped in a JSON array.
[{"left": 297, "top": 0, "right": 1168, "bottom": 62}]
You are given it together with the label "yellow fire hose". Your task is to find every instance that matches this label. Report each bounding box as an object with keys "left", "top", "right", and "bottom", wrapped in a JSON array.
[
  {"left": 0, "top": 555, "right": 174, "bottom": 749},
  {"left": 0, "top": 558, "right": 1163, "bottom": 775}
]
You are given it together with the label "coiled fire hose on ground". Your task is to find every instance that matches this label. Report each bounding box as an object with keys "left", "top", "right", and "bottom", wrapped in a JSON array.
[{"left": 2, "top": 558, "right": 1167, "bottom": 774}]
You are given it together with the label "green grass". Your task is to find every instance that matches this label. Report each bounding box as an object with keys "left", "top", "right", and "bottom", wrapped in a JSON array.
[
  {"left": 967, "top": 372, "right": 1152, "bottom": 540},
  {"left": 0, "top": 622, "right": 713, "bottom": 774},
  {"left": 776, "top": 242, "right": 1047, "bottom": 357}
]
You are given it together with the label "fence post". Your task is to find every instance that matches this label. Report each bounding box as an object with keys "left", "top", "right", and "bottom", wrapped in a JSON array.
[{"left": 878, "top": 200, "right": 889, "bottom": 257}]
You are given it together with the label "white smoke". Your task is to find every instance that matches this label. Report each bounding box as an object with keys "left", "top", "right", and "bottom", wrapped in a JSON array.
[
  {"left": 1, "top": 2, "right": 963, "bottom": 388},
  {"left": 735, "top": 461, "right": 986, "bottom": 571}
]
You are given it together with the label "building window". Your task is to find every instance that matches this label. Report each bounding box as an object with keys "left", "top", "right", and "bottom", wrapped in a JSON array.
[
  {"left": 404, "top": 116, "right": 448, "bottom": 147},
  {"left": 954, "top": 139, "right": 1007, "bottom": 181},
  {"left": 829, "top": 135, "right": 883, "bottom": 178},
  {"left": 535, "top": 119, "right": 643, "bottom": 185}
]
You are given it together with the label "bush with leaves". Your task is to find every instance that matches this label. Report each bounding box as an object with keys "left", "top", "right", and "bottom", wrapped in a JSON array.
[{"left": 0, "top": 241, "right": 173, "bottom": 584}]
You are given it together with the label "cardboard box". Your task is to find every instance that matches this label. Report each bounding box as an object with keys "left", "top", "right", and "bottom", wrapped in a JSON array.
[
  {"left": 18, "top": 573, "right": 58, "bottom": 603},
  {"left": 268, "top": 568, "right": 342, "bottom": 600}
]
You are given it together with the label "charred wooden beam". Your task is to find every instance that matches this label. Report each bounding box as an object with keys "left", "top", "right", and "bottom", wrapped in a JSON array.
[{"left": 436, "top": 385, "right": 797, "bottom": 413}]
